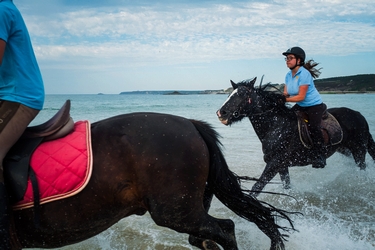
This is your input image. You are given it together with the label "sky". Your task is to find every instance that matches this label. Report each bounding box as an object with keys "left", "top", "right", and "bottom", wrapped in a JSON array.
[{"left": 14, "top": 0, "right": 375, "bottom": 94}]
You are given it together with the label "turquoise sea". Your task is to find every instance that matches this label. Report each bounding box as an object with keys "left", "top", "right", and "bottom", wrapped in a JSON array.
[{"left": 30, "top": 93, "right": 375, "bottom": 250}]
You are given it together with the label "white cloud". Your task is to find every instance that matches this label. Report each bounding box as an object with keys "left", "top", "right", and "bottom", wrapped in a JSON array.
[{"left": 15, "top": 0, "right": 375, "bottom": 93}]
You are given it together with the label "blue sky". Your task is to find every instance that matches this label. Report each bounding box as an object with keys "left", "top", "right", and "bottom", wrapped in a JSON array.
[{"left": 15, "top": 0, "right": 375, "bottom": 94}]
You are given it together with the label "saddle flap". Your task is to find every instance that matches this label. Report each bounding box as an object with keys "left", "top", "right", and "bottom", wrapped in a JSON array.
[
  {"left": 296, "top": 111, "right": 343, "bottom": 148},
  {"left": 3, "top": 137, "right": 43, "bottom": 203}
]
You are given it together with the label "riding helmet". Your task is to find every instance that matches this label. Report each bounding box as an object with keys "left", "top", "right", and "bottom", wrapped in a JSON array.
[{"left": 282, "top": 47, "right": 306, "bottom": 63}]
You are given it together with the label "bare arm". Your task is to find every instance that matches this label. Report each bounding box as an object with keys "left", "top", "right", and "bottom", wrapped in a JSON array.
[
  {"left": 285, "top": 85, "right": 309, "bottom": 102},
  {"left": 0, "top": 39, "right": 6, "bottom": 65}
]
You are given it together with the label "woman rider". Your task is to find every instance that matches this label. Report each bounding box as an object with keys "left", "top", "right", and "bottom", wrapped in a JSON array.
[{"left": 282, "top": 46, "right": 326, "bottom": 169}]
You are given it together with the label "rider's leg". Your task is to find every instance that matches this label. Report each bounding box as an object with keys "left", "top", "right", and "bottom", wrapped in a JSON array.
[
  {"left": 307, "top": 103, "right": 326, "bottom": 168},
  {"left": 0, "top": 101, "right": 39, "bottom": 249}
]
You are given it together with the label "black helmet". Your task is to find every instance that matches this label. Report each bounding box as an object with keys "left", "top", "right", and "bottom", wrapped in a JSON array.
[{"left": 282, "top": 47, "right": 306, "bottom": 63}]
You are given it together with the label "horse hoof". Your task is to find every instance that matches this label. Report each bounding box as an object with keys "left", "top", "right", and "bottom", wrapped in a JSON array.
[
  {"left": 312, "top": 163, "right": 325, "bottom": 168},
  {"left": 249, "top": 191, "right": 260, "bottom": 198},
  {"left": 202, "top": 240, "right": 221, "bottom": 250}
]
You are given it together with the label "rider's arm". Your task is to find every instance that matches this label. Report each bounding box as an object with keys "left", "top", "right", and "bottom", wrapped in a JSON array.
[
  {"left": 285, "top": 85, "right": 308, "bottom": 102},
  {"left": 0, "top": 39, "right": 5, "bottom": 65}
]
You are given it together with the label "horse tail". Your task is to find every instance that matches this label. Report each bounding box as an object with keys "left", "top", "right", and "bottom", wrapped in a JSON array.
[
  {"left": 190, "top": 119, "right": 296, "bottom": 248},
  {"left": 367, "top": 132, "right": 375, "bottom": 161}
]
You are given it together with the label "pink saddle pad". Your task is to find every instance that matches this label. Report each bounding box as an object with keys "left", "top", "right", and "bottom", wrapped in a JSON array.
[{"left": 13, "top": 120, "right": 93, "bottom": 210}]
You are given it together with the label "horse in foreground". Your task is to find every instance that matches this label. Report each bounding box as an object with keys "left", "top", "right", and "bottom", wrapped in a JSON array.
[
  {"left": 8, "top": 109, "right": 294, "bottom": 250},
  {"left": 216, "top": 77, "right": 375, "bottom": 195}
]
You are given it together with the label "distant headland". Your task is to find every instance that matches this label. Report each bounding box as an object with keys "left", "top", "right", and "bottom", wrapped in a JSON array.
[
  {"left": 314, "top": 74, "right": 375, "bottom": 93},
  {"left": 118, "top": 74, "right": 375, "bottom": 95}
]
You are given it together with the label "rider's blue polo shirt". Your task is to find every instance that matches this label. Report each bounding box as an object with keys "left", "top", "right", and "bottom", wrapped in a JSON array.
[
  {"left": 0, "top": 0, "right": 44, "bottom": 110},
  {"left": 285, "top": 66, "right": 322, "bottom": 107}
]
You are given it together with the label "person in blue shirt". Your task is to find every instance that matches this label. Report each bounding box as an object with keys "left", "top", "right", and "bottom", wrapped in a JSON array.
[
  {"left": 282, "top": 46, "right": 326, "bottom": 169},
  {"left": 0, "top": 0, "right": 45, "bottom": 248}
]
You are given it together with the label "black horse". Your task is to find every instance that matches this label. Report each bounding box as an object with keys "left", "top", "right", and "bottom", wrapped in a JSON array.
[
  {"left": 216, "top": 77, "right": 375, "bottom": 195},
  {"left": 8, "top": 111, "right": 294, "bottom": 250}
]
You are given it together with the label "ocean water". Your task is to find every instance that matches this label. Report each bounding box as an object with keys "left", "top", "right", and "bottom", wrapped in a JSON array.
[{"left": 29, "top": 93, "right": 375, "bottom": 250}]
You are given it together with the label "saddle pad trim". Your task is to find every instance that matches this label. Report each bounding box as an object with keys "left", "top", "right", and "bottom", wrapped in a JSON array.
[{"left": 12, "top": 120, "right": 93, "bottom": 210}]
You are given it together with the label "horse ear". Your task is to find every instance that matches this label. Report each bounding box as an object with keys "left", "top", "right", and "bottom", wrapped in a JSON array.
[
  {"left": 247, "top": 77, "right": 257, "bottom": 88},
  {"left": 230, "top": 80, "right": 238, "bottom": 89}
]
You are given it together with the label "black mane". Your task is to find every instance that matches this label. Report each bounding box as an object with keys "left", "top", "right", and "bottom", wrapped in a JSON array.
[{"left": 254, "top": 83, "right": 295, "bottom": 118}]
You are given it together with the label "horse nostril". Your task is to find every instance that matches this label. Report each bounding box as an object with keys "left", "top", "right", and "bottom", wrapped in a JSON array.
[{"left": 217, "top": 110, "right": 226, "bottom": 117}]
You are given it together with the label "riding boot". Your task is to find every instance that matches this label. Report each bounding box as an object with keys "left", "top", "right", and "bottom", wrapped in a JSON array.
[{"left": 0, "top": 181, "right": 11, "bottom": 249}]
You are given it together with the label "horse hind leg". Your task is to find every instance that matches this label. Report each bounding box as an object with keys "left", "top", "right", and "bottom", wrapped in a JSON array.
[
  {"left": 151, "top": 208, "right": 238, "bottom": 250},
  {"left": 189, "top": 187, "right": 222, "bottom": 250},
  {"left": 351, "top": 145, "right": 367, "bottom": 170},
  {"left": 189, "top": 218, "right": 237, "bottom": 250},
  {"left": 189, "top": 238, "right": 221, "bottom": 250}
]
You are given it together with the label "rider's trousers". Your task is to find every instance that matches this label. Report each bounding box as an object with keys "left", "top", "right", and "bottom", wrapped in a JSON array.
[
  {"left": 0, "top": 100, "right": 39, "bottom": 249},
  {"left": 292, "top": 103, "right": 326, "bottom": 155}
]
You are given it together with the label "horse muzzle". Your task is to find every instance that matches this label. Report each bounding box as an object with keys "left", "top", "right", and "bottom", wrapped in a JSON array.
[{"left": 216, "top": 110, "right": 229, "bottom": 125}]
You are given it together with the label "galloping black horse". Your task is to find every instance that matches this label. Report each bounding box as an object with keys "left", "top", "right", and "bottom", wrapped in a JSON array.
[
  {"left": 216, "top": 77, "right": 375, "bottom": 195},
  {"left": 9, "top": 111, "right": 294, "bottom": 250}
]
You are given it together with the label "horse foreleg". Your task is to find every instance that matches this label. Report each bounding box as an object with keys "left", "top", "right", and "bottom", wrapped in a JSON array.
[
  {"left": 279, "top": 167, "right": 291, "bottom": 189},
  {"left": 251, "top": 163, "right": 279, "bottom": 197}
]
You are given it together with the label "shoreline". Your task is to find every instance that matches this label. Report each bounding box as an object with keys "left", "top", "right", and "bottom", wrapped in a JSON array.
[{"left": 320, "top": 91, "right": 375, "bottom": 94}]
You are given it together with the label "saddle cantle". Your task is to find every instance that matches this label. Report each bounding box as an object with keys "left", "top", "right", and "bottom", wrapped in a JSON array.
[
  {"left": 296, "top": 110, "right": 343, "bottom": 149},
  {"left": 3, "top": 100, "right": 74, "bottom": 204},
  {"left": 23, "top": 99, "right": 74, "bottom": 141}
]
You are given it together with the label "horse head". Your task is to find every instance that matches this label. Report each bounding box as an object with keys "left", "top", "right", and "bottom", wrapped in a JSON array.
[
  {"left": 216, "top": 77, "right": 257, "bottom": 125},
  {"left": 217, "top": 77, "right": 288, "bottom": 125}
]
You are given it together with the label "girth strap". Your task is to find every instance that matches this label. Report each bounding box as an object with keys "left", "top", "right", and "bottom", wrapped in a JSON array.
[{"left": 29, "top": 167, "right": 40, "bottom": 228}]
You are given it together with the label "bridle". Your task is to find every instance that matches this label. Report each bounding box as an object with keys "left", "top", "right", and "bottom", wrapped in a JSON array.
[{"left": 231, "top": 86, "right": 275, "bottom": 118}]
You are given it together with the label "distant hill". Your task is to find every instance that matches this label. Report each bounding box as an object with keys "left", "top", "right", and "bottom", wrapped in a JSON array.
[
  {"left": 118, "top": 74, "right": 375, "bottom": 95},
  {"left": 264, "top": 74, "right": 375, "bottom": 94},
  {"left": 314, "top": 74, "right": 375, "bottom": 92}
]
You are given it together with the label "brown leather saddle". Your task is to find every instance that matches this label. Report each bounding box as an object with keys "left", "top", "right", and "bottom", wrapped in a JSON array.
[
  {"left": 296, "top": 110, "right": 343, "bottom": 149},
  {"left": 4, "top": 100, "right": 74, "bottom": 204}
]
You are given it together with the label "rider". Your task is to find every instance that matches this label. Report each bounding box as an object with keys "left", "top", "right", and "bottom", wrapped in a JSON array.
[
  {"left": 0, "top": 0, "right": 45, "bottom": 248},
  {"left": 282, "top": 46, "right": 326, "bottom": 169}
]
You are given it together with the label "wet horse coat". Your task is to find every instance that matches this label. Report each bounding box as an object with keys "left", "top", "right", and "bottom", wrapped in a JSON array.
[{"left": 9, "top": 112, "right": 294, "bottom": 250}]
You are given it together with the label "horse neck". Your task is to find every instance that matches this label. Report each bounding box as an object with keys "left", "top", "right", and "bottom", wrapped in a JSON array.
[{"left": 248, "top": 108, "right": 292, "bottom": 141}]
